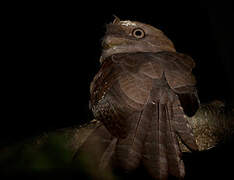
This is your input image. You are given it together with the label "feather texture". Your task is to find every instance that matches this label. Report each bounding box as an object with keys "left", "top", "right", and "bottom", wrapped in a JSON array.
[
  {"left": 114, "top": 96, "right": 152, "bottom": 170},
  {"left": 90, "top": 19, "right": 199, "bottom": 179}
]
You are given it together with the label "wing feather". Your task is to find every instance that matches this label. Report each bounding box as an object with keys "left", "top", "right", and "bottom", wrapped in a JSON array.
[
  {"left": 115, "top": 95, "right": 152, "bottom": 170},
  {"left": 90, "top": 52, "right": 199, "bottom": 177}
]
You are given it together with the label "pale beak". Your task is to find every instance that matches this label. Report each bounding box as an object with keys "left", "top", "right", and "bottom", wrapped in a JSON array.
[{"left": 102, "top": 36, "right": 126, "bottom": 50}]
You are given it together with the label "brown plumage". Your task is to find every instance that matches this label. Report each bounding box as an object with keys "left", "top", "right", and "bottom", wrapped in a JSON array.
[{"left": 89, "top": 17, "right": 199, "bottom": 179}]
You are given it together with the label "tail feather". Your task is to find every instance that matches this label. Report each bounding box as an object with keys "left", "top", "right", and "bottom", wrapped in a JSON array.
[
  {"left": 96, "top": 89, "right": 197, "bottom": 178},
  {"left": 143, "top": 102, "right": 169, "bottom": 180},
  {"left": 143, "top": 98, "right": 186, "bottom": 179},
  {"left": 99, "top": 138, "right": 118, "bottom": 169},
  {"left": 164, "top": 103, "right": 185, "bottom": 178},
  {"left": 173, "top": 102, "right": 198, "bottom": 151},
  {"left": 115, "top": 104, "right": 152, "bottom": 170}
]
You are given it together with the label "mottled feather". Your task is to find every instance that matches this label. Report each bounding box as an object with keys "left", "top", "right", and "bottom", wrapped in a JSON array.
[{"left": 90, "top": 19, "right": 199, "bottom": 179}]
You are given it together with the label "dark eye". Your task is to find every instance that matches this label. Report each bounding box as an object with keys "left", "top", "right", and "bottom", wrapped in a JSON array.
[{"left": 132, "top": 28, "right": 145, "bottom": 39}]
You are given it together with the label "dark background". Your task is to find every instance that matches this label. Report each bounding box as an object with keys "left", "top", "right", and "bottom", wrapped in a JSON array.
[{"left": 2, "top": 0, "right": 234, "bottom": 178}]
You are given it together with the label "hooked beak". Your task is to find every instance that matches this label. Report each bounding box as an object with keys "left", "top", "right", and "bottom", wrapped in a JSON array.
[{"left": 102, "top": 35, "right": 127, "bottom": 50}]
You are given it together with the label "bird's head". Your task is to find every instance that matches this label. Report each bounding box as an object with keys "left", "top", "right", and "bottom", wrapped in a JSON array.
[{"left": 101, "top": 17, "right": 176, "bottom": 61}]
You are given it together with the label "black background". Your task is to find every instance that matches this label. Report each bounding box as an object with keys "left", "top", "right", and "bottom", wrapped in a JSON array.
[{"left": 2, "top": 1, "right": 234, "bottom": 179}]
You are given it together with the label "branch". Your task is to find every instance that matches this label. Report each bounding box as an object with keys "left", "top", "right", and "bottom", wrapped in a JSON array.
[
  {"left": 72, "top": 100, "right": 234, "bottom": 153},
  {"left": 0, "top": 101, "right": 233, "bottom": 178},
  {"left": 181, "top": 100, "right": 234, "bottom": 152}
]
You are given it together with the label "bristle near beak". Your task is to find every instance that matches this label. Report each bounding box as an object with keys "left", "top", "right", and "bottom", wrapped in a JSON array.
[
  {"left": 102, "top": 41, "right": 111, "bottom": 50},
  {"left": 113, "top": 15, "right": 120, "bottom": 24}
]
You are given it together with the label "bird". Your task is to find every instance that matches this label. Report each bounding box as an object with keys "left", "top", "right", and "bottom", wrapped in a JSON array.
[{"left": 89, "top": 17, "right": 199, "bottom": 179}]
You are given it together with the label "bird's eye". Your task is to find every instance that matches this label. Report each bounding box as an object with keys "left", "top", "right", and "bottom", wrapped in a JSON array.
[{"left": 132, "top": 28, "right": 145, "bottom": 39}]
